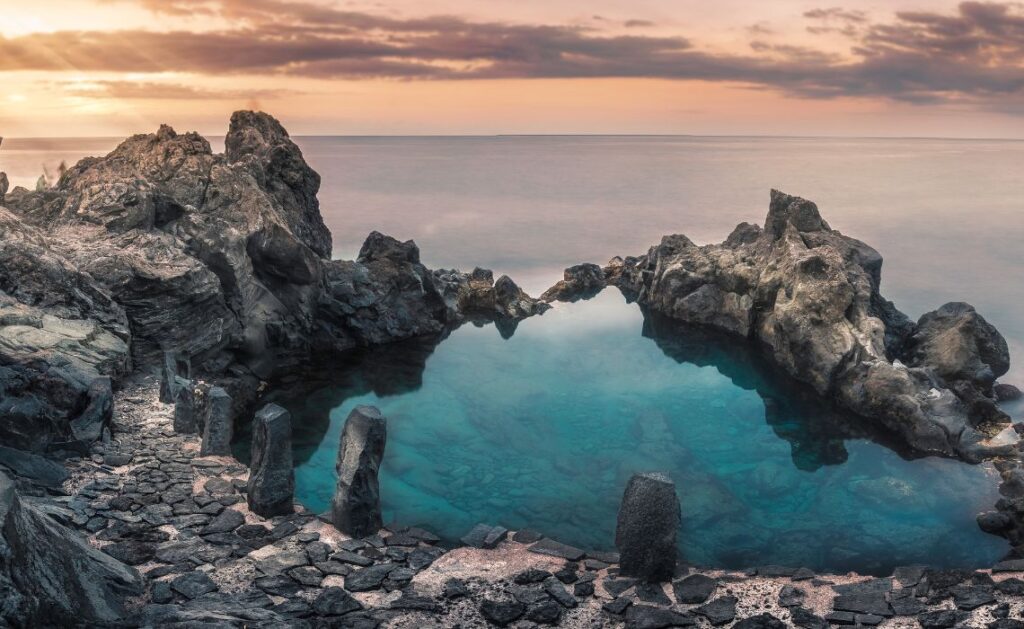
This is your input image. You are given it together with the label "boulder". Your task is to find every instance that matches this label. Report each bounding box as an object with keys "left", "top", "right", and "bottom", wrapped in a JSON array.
[
  {"left": 0, "top": 473, "right": 144, "bottom": 626},
  {"left": 608, "top": 190, "right": 1012, "bottom": 459},
  {"left": 995, "top": 383, "right": 1022, "bottom": 402},
  {"left": 905, "top": 302, "right": 1010, "bottom": 387},
  {"left": 246, "top": 404, "right": 294, "bottom": 517},
  {"left": 330, "top": 405, "right": 387, "bottom": 537},
  {"left": 200, "top": 386, "right": 233, "bottom": 456},
  {"left": 615, "top": 472, "right": 680, "bottom": 582},
  {"left": 541, "top": 263, "right": 607, "bottom": 302}
]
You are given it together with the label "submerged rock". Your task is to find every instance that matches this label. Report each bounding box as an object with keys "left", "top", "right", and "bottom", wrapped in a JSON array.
[
  {"left": 330, "top": 405, "right": 387, "bottom": 537},
  {"left": 607, "top": 189, "right": 1013, "bottom": 460},
  {"left": 246, "top": 403, "right": 294, "bottom": 517},
  {"left": 615, "top": 472, "right": 680, "bottom": 582}
]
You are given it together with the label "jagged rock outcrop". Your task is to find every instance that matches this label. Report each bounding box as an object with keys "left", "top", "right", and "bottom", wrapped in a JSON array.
[
  {"left": 331, "top": 405, "right": 387, "bottom": 537},
  {"left": 541, "top": 263, "right": 607, "bottom": 302},
  {"left": 0, "top": 172, "right": 8, "bottom": 204},
  {"left": 0, "top": 473, "right": 144, "bottom": 625},
  {"left": 605, "top": 190, "right": 1012, "bottom": 461},
  {"left": 0, "top": 207, "right": 129, "bottom": 453}
]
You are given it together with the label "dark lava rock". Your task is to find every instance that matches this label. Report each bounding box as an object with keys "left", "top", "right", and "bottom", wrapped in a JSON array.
[
  {"left": 512, "top": 529, "right": 543, "bottom": 543},
  {"left": 694, "top": 596, "right": 737, "bottom": 626},
  {"left": 246, "top": 403, "right": 294, "bottom": 518},
  {"left": 172, "top": 380, "right": 203, "bottom": 434},
  {"left": 200, "top": 507, "right": 244, "bottom": 534},
  {"left": 574, "top": 581, "right": 595, "bottom": 597},
  {"left": 603, "top": 596, "right": 633, "bottom": 615},
  {"left": 951, "top": 584, "right": 996, "bottom": 609},
  {"left": 624, "top": 604, "right": 695, "bottom": 629},
  {"left": 0, "top": 475, "right": 144, "bottom": 626},
  {"left": 790, "top": 606, "right": 828, "bottom": 629},
  {"left": 917, "top": 609, "right": 970, "bottom": 628},
  {"left": 554, "top": 565, "right": 579, "bottom": 584},
  {"left": 170, "top": 571, "right": 218, "bottom": 599},
  {"left": 993, "top": 559, "right": 1024, "bottom": 572},
  {"left": 635, "top": 582, "right": 672, "bottom": 605},
  {"left": 673, "top": 574, "right": 716, "bottom": 604},
  {"left": 514, "top": 568, "right": 553, "bottom": 584},
  {"left": 615, "top": 472, "right": 680, "bottom": 582},
  {"left": 824, "top": 611, "right": 856, "bottom": 625},
  {"left": 333, "top": 550, "right": 374, "bottom": 567},
  {"left": 102, "top": 540, "right": 156, "bottom": 565},
  {"left": 345, "top": 563, "right": 397, "bottom": 592},
  {"left": 199, "top": 386, "right": 233, "bottom": 456},
  {"left": 443, "top": 577, "right": 469, "bottom": 599},
  {"left": 526, "top": 600, "right": 563, "bottom": 625},
  {"left": 312, "top": 587, "right": 363, "bottom": 616},
  {"left": 990, "top": 620, "right": 1024, "bottom": 629},
  {"left": 151, "top": 580, "right": 174, "bottom": 604},
  {"left": 605, "top": 577, "right": 638, "bottom": 597},
  {"left": 832, "top": 592, "right": 892, "bottom": 617},
  {"left": 733, "top": 613, "right": 786, "bottom": 629},
  {"left": 479, "top": 599, "right": 526, "bottom": 626},
  {"left": 462, "top": 523, "right": 508, "bottom": 549},
  {"left": 528, "top": 537, "right": 585, "bottom": 561},
  {"left": 159, "top": 351, "right": 190, "bottom": 403},
  {"left": 288, "top": 566, "right": 324, "bottom": 586},
  {"left": 331, "top": 405, "right": 386, "bottom": 537},
  {"left": 0, "top": 446, "right": 70, "bottom": 488},
  {"left": 543, "top": 576, "right": 578, "bottom": 608},
  {"left": 778, "top": 584, "right": 805, "bottom": 607},
  {"left": 254, "top": 575, "right": 301, "bottom": 597},
  {"left": 390, "top": 591, "right": 441, "bottom": 612}
]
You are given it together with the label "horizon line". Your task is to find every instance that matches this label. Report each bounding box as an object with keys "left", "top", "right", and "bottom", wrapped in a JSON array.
[{"left": 4, "top": 132, "right": 1024, "bottom": 142}]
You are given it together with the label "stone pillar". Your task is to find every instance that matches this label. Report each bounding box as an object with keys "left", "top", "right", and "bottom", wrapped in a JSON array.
[
  {"left": 159, "top": 351, "right": 191, "bottom": 403},
  {"left": 331, "top": 405, "right": 387, "bottom": 537},
  {"left": 614, "top": 472, "right": 680, "bottom": 582},
  {"left": 247, "top": 403, "right": 295, "bottom": 518},
  {"left": 200, "top": 387, "right": 233, "bottom": 456},
  {"left": 172, "top": 380, "right": 208, "bottom": 434}
]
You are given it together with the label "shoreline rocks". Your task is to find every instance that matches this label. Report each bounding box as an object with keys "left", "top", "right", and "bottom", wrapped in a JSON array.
[
  {"left": 615, "top": 472, "right": 681, "bottom": 583},
  {"left": 596, "top": 189, "right": 1015, "bottom": 462},
  {"left": 330, "top": 405, "right": 387, "bottom": 538},
  {"left": 247, "top": 403, "right": 295, "bottom": 518}
]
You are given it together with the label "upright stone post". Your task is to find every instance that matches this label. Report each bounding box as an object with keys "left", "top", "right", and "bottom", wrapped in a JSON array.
[
  {"left": 200, "top": 387, "right": 233, "bottom": 456},
  {"left": 331, "top": 406, "right": 387, "bottom": 537},
  {"left": 247, "top": 403, "right": 295, "bottom": 518},
  {"left": 172, "top": 379, "right": 207, "bottom": 434},
  {"left": 615, "top": 472, "right": 680, "bottom": 582},
  {"left": 159, "top": 351, "right": 191, "bottom": 403}
]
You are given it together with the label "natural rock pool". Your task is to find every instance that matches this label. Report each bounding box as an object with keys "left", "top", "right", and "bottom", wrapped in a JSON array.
[{"left": 244, "top": 290, "right": 1007, "bottom": 575}]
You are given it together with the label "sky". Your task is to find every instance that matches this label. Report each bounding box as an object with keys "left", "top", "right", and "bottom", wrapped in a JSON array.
[{"left": 1, "top": 0, "right": 1024, "bottom": 137}]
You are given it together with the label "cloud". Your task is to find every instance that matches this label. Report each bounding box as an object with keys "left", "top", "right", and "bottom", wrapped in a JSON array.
[
  {"left": 6, "top": 0, "right": 1024, "bottom": 111},
  {"left": 57, "top": 80, "right": 292, "bottom": 100}
]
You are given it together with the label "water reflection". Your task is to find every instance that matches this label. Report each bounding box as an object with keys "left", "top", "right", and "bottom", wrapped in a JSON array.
[{"left": 239, "top": 291, "right": 1007, "bottom": 574}]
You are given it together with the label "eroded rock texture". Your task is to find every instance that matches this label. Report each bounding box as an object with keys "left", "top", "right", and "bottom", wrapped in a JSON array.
[
  {"left": 615, "top": 472, "right": 681, "bottom": 582},
  {"left": 331, "top": 405, "right": 387, "bottom": 537},
  {"left": 247, "top": 403, "right": 295, "bottom": 518},
  {"left": 607, "top": 189, "right": 1012, "bottom": 460},
  {"left": 0, "top": 473, "right": 144, "bottom": 625}
]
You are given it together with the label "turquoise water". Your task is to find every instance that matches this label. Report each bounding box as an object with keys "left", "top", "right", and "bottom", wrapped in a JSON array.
[{"left": 253, "top": 291, "right": 1007, "bottom": 575}]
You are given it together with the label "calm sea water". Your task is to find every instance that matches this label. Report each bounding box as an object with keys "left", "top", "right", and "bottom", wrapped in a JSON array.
[{"left": 4, "top": 135, "right": 1022, "bottom": 571}]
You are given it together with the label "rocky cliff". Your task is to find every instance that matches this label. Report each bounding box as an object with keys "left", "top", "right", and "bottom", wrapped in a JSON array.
[{"left": 602, "top": 189, "right": 1013, "bottom": 461}]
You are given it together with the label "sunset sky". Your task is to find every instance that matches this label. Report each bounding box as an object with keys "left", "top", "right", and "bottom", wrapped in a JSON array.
[{"left": 2, "top": 0, "right": 1024, "bottom": 137}]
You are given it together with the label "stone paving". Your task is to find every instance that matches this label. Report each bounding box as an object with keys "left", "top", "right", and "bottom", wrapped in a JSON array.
[{"left": 53, "top": 374, "right": 1024, "bottom": 628}]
